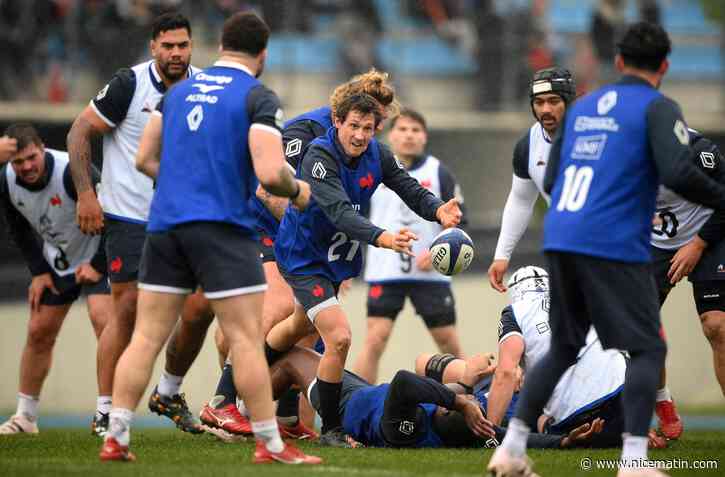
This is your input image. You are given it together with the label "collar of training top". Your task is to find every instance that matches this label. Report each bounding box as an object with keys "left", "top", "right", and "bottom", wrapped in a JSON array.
[
  {"left": 149, "top": 61, "right": 193, "bottom": 93},
  {"left": 617, "top": 74, "right": 655, "bottom": 88}
]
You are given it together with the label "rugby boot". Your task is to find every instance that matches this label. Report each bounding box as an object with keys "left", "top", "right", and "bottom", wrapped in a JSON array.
[
  {"left": 91, "top": 412, "right": 109, "bottom": 438},
  {"left": 279, "top": 418, "right": 318, "bottom": 440},
  {"left": 200, "top": 402, "right": 252, "bottom": 435},
  {"left": 0, "top": 414, "right": 38, "bottom": 435},
  {"left": 655, "top": 399, "right": 683, "bottom": 440},
  {"left": 99, "top": 437, "right": 136, "bottom": 462},
  {"left": 487, "top": 446, "right": 539, "bottom": 477},
  {"left": 253, "top": 439, "right": 322, "bottom": 464},
  {"left": 148, "top": 387, "right": 203, "bottom": 434},
  {"left": 318, "top": 426, "right": 363, "bottom": 448}
]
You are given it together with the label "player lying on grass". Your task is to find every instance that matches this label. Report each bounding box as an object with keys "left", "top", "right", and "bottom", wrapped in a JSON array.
[
  {"left": 416, "top": 266, "right": 667, "bottom": 449},
  {"left": 267, "top": 346, "right": 604, "bottom": 449}
]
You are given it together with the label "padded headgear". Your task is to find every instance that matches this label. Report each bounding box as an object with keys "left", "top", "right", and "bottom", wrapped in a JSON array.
[
  {"left": 507, "top": 266, "right": 549, "bottom": 303},
  {"left": 530, "top": 67, "right": 576, "bottom": 104}
]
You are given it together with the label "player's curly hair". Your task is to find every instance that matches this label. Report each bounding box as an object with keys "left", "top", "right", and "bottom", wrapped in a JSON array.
[{"left": 330, "top": 68, "right": 399, "bottom": 121}]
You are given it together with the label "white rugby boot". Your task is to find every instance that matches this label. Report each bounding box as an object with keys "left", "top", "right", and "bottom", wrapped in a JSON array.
[{"left": 0, "top": 414, "right": 39, "bottom": 435}]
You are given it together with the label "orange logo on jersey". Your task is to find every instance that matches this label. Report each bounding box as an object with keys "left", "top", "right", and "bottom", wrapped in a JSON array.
[
  {"left": 420, "top": 179, "right": 432, "bottom": 189},
  {"left": 312, "top": 284, "right": 325, "bottom": 298},
  {"left": 359, "top": 173, "right": 374, "bottom": 189},
  {"left": 262, "top": 236, "right": 274, "bottom": 247},
  {"left": 50, "top": 194, "right": 62, "bottom": 206}
]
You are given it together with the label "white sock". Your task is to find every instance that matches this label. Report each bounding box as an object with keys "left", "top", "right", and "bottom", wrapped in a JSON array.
[
  {"left": 97, "top": 396, "right": 112, "bottom": 418},
  {"left": 252, "top": 418, "right": 284, "bottom": 453},
  {"left": 236, "top": 397, "right": 249, "bottom": 417},
  {"left": 157, "top": 371, "right": 184, "bottom": 398},
  {"left": 17, "top": 393, "right": 39, "bottom": 421},
  {"left": 108, "top": 408, "right": 134, "bottom": 447},
  {"left": 500, "top": 417, "right": 529, "bottom": 458},
  {"left": 621, "top": 434, "right": 648, "bottom": 468},
  {"left": 655, "top": 387, "right": 672, "bottom": 403}
]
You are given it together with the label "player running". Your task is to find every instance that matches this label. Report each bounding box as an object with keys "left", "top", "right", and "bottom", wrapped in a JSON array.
[
  {"left": 0, "top": 124, "right": 112, "bottom": 435},
  {"left": 354, "top": 108, "right": 467, "bottom": 383},
  {"left": 262, "top": 93, "right": 462, "bottom": 447},
  {"left": 67, "top": 12, "right": 209, "bottom": 435}
]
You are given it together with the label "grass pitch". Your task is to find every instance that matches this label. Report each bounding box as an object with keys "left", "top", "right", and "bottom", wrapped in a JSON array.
[{"left": 0, "top": 429, "right": 723, "bottom": 477}]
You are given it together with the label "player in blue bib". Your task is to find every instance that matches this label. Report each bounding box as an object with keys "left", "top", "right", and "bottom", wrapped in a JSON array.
[
  {"left": 262, "top": 93, "right": 462, "bottom": 447},
  {"left": 202, "top": 71, "right": 399, "bottom": 440},
  {"left": 489, "top": 22, "right": 725, "bottom": 477},
  {"left": 100, "top": 12, "right": 321, "bottom": 465}
]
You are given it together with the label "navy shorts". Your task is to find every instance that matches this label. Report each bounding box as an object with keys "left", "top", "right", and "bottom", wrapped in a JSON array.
[
  {"left": 367, "top": 281, "right": 456, "bottom": 328},
  {"left": 651, "top": 245, "right": 725, "bottom": 314},
  {"left": 139, "top": 222, "right": 266, "bottom": 299},
  {"left": 278, "top": 266, "right": 341, "bottom": 322},
  {"left": 40, "top": 269, "right": 110, "bottom": 306},
  {"left": 104, "top": 218, "right": 146, "bottom": 283},
  {"left": 546, "top": 251, "right": 664, "bottom": 353}
]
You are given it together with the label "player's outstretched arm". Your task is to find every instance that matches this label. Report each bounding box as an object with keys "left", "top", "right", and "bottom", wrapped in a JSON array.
[
  {"left": 67, "top": 106, "right": 111, "bottom": 235},
  {"left": 379, "top": 145, "right": 446, "bottom": 223}
]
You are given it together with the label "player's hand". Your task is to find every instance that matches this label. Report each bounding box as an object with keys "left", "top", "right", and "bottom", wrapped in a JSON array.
[
  {"left": 488, "top": 259, "right": 509, "bottom": 292},
  {"left": 76, "top": 190, "right": 104, "bottom": 235},
  {"left": 415, "top": 249, "right": 433, "bottom": 271},
  {"left": 457, "top": 396, "right": 495, "bottom": 438},
  {"left": 28, "top": 273, "right": 59, "bottom": 312},
  {"left": 290, "top": 180, "right": 311, "bottom": 211},
  {"left": 75, "top": 263, "right": 102, "bottom": 284},
  {"left": 0, "top": 135, "right": 17, "bottom": 163},
  {"left": 668, "top": 236, "right": 707, "bottom": 284},
  {"left": 339, "top": 278, "right": 353, "bottom": 297},
  {"left": 436, "top": 198, "right": 462, "bottom": 229},
  {"left": 462, "top": 353, "right": 496, "bottom": 386},
  {"left": 560, "top": 418, "right": 605, "bottom": 448},
  {"left": 377, "top": 228, "right": 418, "bottom": 256}
]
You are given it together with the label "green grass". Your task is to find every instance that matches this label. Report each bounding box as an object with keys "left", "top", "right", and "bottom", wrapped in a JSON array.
[{"left": 1, "top": 429, "right": 724, "bottom": 476}]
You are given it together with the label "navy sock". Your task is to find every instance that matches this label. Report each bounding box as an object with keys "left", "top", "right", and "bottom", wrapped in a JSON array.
[
  {"left": 317, "top": 378, "right": 342, "bottom": 433},
  {"left": 276, "top": 389, "right": 300, "bottom": 421},
  {"left": 214, "top": 363, "right": 237, "bottom": 407}
]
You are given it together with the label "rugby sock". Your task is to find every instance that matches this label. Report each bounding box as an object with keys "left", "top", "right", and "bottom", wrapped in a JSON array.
[
  {"left": 236, "top": 397, "right": 249, "bottom": 417},
  {"left": 157, "top": 370, "right": 184, "bottom": 398},
  {"left": 17, "top": 393, "right": 39, "bottom": 421},
  {"left": 213, "top": 362, "right": 237, "bottom": 407},
  {"left": 316, "top": 378, "right": 342, "bottom": 433},
  {"left": 624, "top": 348, "right": 665, "bottom": 436},
  {"left": 264, "top": 342, "right": 286, "bottom": 366},
  {"left": 252, "top": 418, "right": 285, "bottom": 453},
  {"left": 656, "top": 386, "right": 672, "bottom": 402},
  {"left": 108, "top": 408, "right": 133, "bottom": 446},
  {"left": 96, "top": 396, "right": 112, "bottom": 418},
  {"left": 276, "top": 389, "right": 300, "bottom": 425},
  {"left": 621, "top": 434, "right": 648, "bottom": 468},
  {"left": 500, "top": 418, "right": 530, "bottom": 458}
]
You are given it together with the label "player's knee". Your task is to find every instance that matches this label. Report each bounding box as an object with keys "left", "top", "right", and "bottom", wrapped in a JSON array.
[
  {"left": 700, "top": 312, "right": 725, "bottom": 345},
  {"left": 365, "top": 326, "right": 391, "bottom": 352},
  {"left": 113, "top": 288, "right": 138, "bottom": 321},
  {"left": 27, "top": 319, "right": 60, "bottom": 350},
  {"left": 327, "top": 328, "right": 352, "bottom": 356}
]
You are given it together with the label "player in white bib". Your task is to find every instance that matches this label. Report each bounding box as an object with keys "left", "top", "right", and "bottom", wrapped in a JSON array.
[
  {"left": 67, "top": 12, "right": 209, "bottom": 435},
  {"left": 418, "top": 266, "right": 666, "bottom": 449},
  {"left": 650, "top": 131, "right": 725, "bottom": 432},
  {"left": 487, "top": 67, "right": 576, "bottom": 292},
  {"left": 353, "top": 109, "right": 467, "bottom": 383},
  {"left": 0, "top": 124, "right": 112, "bottom": 435}
]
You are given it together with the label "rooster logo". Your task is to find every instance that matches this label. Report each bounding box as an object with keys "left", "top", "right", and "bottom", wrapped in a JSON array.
[{"left": 359, "top": 173, "right": 374, "bottom": 189}]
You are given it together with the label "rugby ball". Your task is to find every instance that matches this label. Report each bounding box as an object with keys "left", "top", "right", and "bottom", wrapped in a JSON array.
[{"left": 429, "top": 228, "right": 474, "bottom": 276}]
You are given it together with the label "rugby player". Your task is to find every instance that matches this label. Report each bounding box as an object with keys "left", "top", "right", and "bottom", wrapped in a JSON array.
[
  {"left": 0, "top": 124, "right": 112, "bottom": 435},
  {"left": 67, "top": 12, "right": 209, "bottom": 435}
]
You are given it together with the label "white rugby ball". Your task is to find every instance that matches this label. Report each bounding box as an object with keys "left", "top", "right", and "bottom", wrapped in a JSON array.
[{"left": 429, "top": 228, "right": 475, "bottom": 276}]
